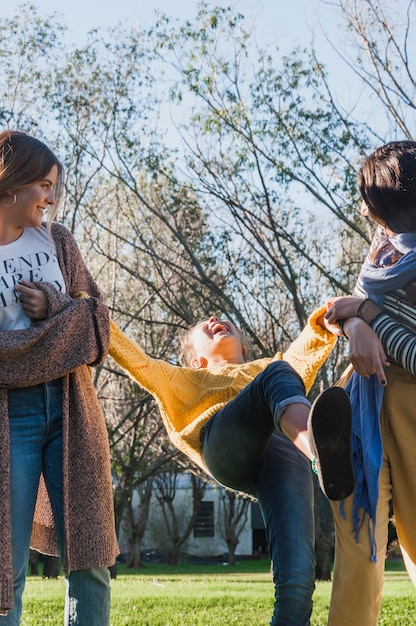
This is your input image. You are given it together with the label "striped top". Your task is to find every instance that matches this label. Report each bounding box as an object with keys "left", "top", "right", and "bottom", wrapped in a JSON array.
[{"left": 354, "top": 231, "right": 416, "bottom": 375}]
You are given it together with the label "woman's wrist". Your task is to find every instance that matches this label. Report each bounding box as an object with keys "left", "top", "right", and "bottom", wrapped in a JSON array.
[
  {"left": 343, "top": 316, "right": 368, "bottom": 338},
  {"left": 356, "top": 298, "right": 381, "bottom": 324}
]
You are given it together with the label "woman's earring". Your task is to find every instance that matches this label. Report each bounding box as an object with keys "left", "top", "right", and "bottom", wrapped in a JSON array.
[{"left": 2, "top": 193, "right": 17, "bottom": 207}]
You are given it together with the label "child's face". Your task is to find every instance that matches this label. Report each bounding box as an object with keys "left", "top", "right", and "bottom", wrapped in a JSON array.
[{"left": 190, "top": 316, "right": 246, "bottom": 368}]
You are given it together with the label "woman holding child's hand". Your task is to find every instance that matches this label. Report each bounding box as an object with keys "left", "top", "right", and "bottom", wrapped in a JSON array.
[
  {"left": 325, "top": 141, "right": 416, "bottom": 626},
  {"left": 325, "top": 295, "right": 389, "bottom": 385}
]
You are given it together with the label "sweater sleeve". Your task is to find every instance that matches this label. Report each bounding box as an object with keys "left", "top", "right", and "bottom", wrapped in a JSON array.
[
  {"left": 108, "top": 320, "right": 162, "bottom": 394},
  {"left": 281, "top": 306, "right": 337, "bottom": 394},
  {"left": 370, "top": 312, "right": 416, "bottom": 376}
]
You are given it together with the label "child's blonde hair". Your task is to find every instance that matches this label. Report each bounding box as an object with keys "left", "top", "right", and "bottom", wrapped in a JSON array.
[{"left": 178, "top": 323, "right": 199, "bottom": 367}]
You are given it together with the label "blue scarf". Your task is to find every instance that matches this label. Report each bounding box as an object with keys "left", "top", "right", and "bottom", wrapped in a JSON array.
[{"left": 345, "top": 230, "right": 416, "bottom": 561}]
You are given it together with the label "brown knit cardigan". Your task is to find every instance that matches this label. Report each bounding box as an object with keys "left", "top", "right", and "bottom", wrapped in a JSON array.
[{"left": 0, "top": 223, "right": 119, "bottom": 612}]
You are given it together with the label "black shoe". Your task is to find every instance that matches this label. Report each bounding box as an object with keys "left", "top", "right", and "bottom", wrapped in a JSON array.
[{"left": 308, "top": 387, "right": 354, "bottom": 501}]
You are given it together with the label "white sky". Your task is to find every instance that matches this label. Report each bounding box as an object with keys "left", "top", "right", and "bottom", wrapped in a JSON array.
[
  {"left": 2, "top": 0, "right": 364, "bottom": 129},
  {"left": 2, "top": 0, "right": 336, "bottom": 52}
]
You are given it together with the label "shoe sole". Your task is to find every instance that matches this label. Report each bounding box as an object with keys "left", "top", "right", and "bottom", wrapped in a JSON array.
[{"left": 309, "top": 387, "right": 354, "bottom": 501}]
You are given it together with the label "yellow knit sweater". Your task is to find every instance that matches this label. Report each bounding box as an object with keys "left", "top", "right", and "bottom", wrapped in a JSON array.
[{"left": 109, "top": 306, "right": 336, "bottom": 472}]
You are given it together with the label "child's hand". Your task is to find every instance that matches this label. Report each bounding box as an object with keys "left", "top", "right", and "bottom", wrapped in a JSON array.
[
  {"left": 14, "top": 279, "right": 48, "bottom": 321},
  {"left": 323, "top": 316, "right": 345, "bottom": 336}
]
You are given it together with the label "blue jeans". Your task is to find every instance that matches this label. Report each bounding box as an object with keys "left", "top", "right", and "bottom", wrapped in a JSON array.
[
  {"left": 1, "top": 381, "right": 110, "bottom": 626},
  {"left": 202, "top": 361, "right": 315, "bottom": 626}
]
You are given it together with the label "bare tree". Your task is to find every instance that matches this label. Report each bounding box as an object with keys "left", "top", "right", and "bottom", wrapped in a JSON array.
[
  {"left": 3, "top": 0, "right": 415, "bottom": 579},
  {"left": 325, "top": 0, "right": 416, "bottom": 139},
  {"left": 124, "top": 479, "right": 153, "bottom": 569},
  {"left": 217, "top": 489, "right": 251, "bottom": 566},
  {"left": 154, "top": 471, "right": 207, "bottom": 566}
]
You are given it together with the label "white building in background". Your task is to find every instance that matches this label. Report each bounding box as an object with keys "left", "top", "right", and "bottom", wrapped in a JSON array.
[{"left": 118, "top": 476, "right": 267, "bottom": 562}]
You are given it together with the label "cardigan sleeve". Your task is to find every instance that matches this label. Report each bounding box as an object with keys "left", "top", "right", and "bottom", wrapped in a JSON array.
[
  {"left": 281, "top": 306, "right": 337, "bottom": 394},
  {"left": 0, "top": 292, "right": 110, "bottom": 387}
]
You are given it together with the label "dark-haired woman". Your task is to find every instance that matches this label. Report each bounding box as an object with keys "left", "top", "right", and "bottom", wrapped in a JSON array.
[{"left": 324, "top": 140, "right": 416, "bottom": 625}]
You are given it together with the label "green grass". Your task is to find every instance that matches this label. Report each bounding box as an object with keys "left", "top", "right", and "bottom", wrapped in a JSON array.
[{"left": 19, "top": 559, "right": 415, "bottom": 625}]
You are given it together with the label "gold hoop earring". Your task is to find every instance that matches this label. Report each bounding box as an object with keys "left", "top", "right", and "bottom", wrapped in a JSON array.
[{"left": 2, "top": 193, "right": 17, "bottom": 207}]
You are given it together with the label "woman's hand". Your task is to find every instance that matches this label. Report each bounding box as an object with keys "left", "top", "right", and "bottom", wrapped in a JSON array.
[
  {"left": 325, "top": 296, "right": 382, "bottom": 325},
  {"left": 14, "top": 279, "right": 48, "bottom": 321},
  {"left": 343, "top": 317, "right": 389, "bottom": 386},
  {"left": 325, "top": 296, "right": 365, "bottom": 323}
]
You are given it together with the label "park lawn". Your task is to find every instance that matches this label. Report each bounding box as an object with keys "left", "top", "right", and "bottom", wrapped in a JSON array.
[{"left": 20, "top": 559, "right": 416, "bottom": 626}]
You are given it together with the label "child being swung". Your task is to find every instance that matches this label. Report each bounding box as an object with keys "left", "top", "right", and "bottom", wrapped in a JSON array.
[{"left": 108, "top": 307, "right": 354, "bottom": 626}]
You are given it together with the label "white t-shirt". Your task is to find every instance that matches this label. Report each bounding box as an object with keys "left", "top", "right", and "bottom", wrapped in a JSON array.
[{"left": 0, "top": 226, "right": 66, "bottom": 330}]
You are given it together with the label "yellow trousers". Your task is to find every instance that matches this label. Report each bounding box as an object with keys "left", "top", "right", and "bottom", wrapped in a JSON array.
[{"left": 328, "top": 364, "right": 416, "bottom": 626}]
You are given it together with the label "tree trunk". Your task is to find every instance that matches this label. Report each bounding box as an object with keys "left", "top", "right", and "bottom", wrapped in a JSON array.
[{"left": 227, "top": 542, "right": 238, "bottom": 566}]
